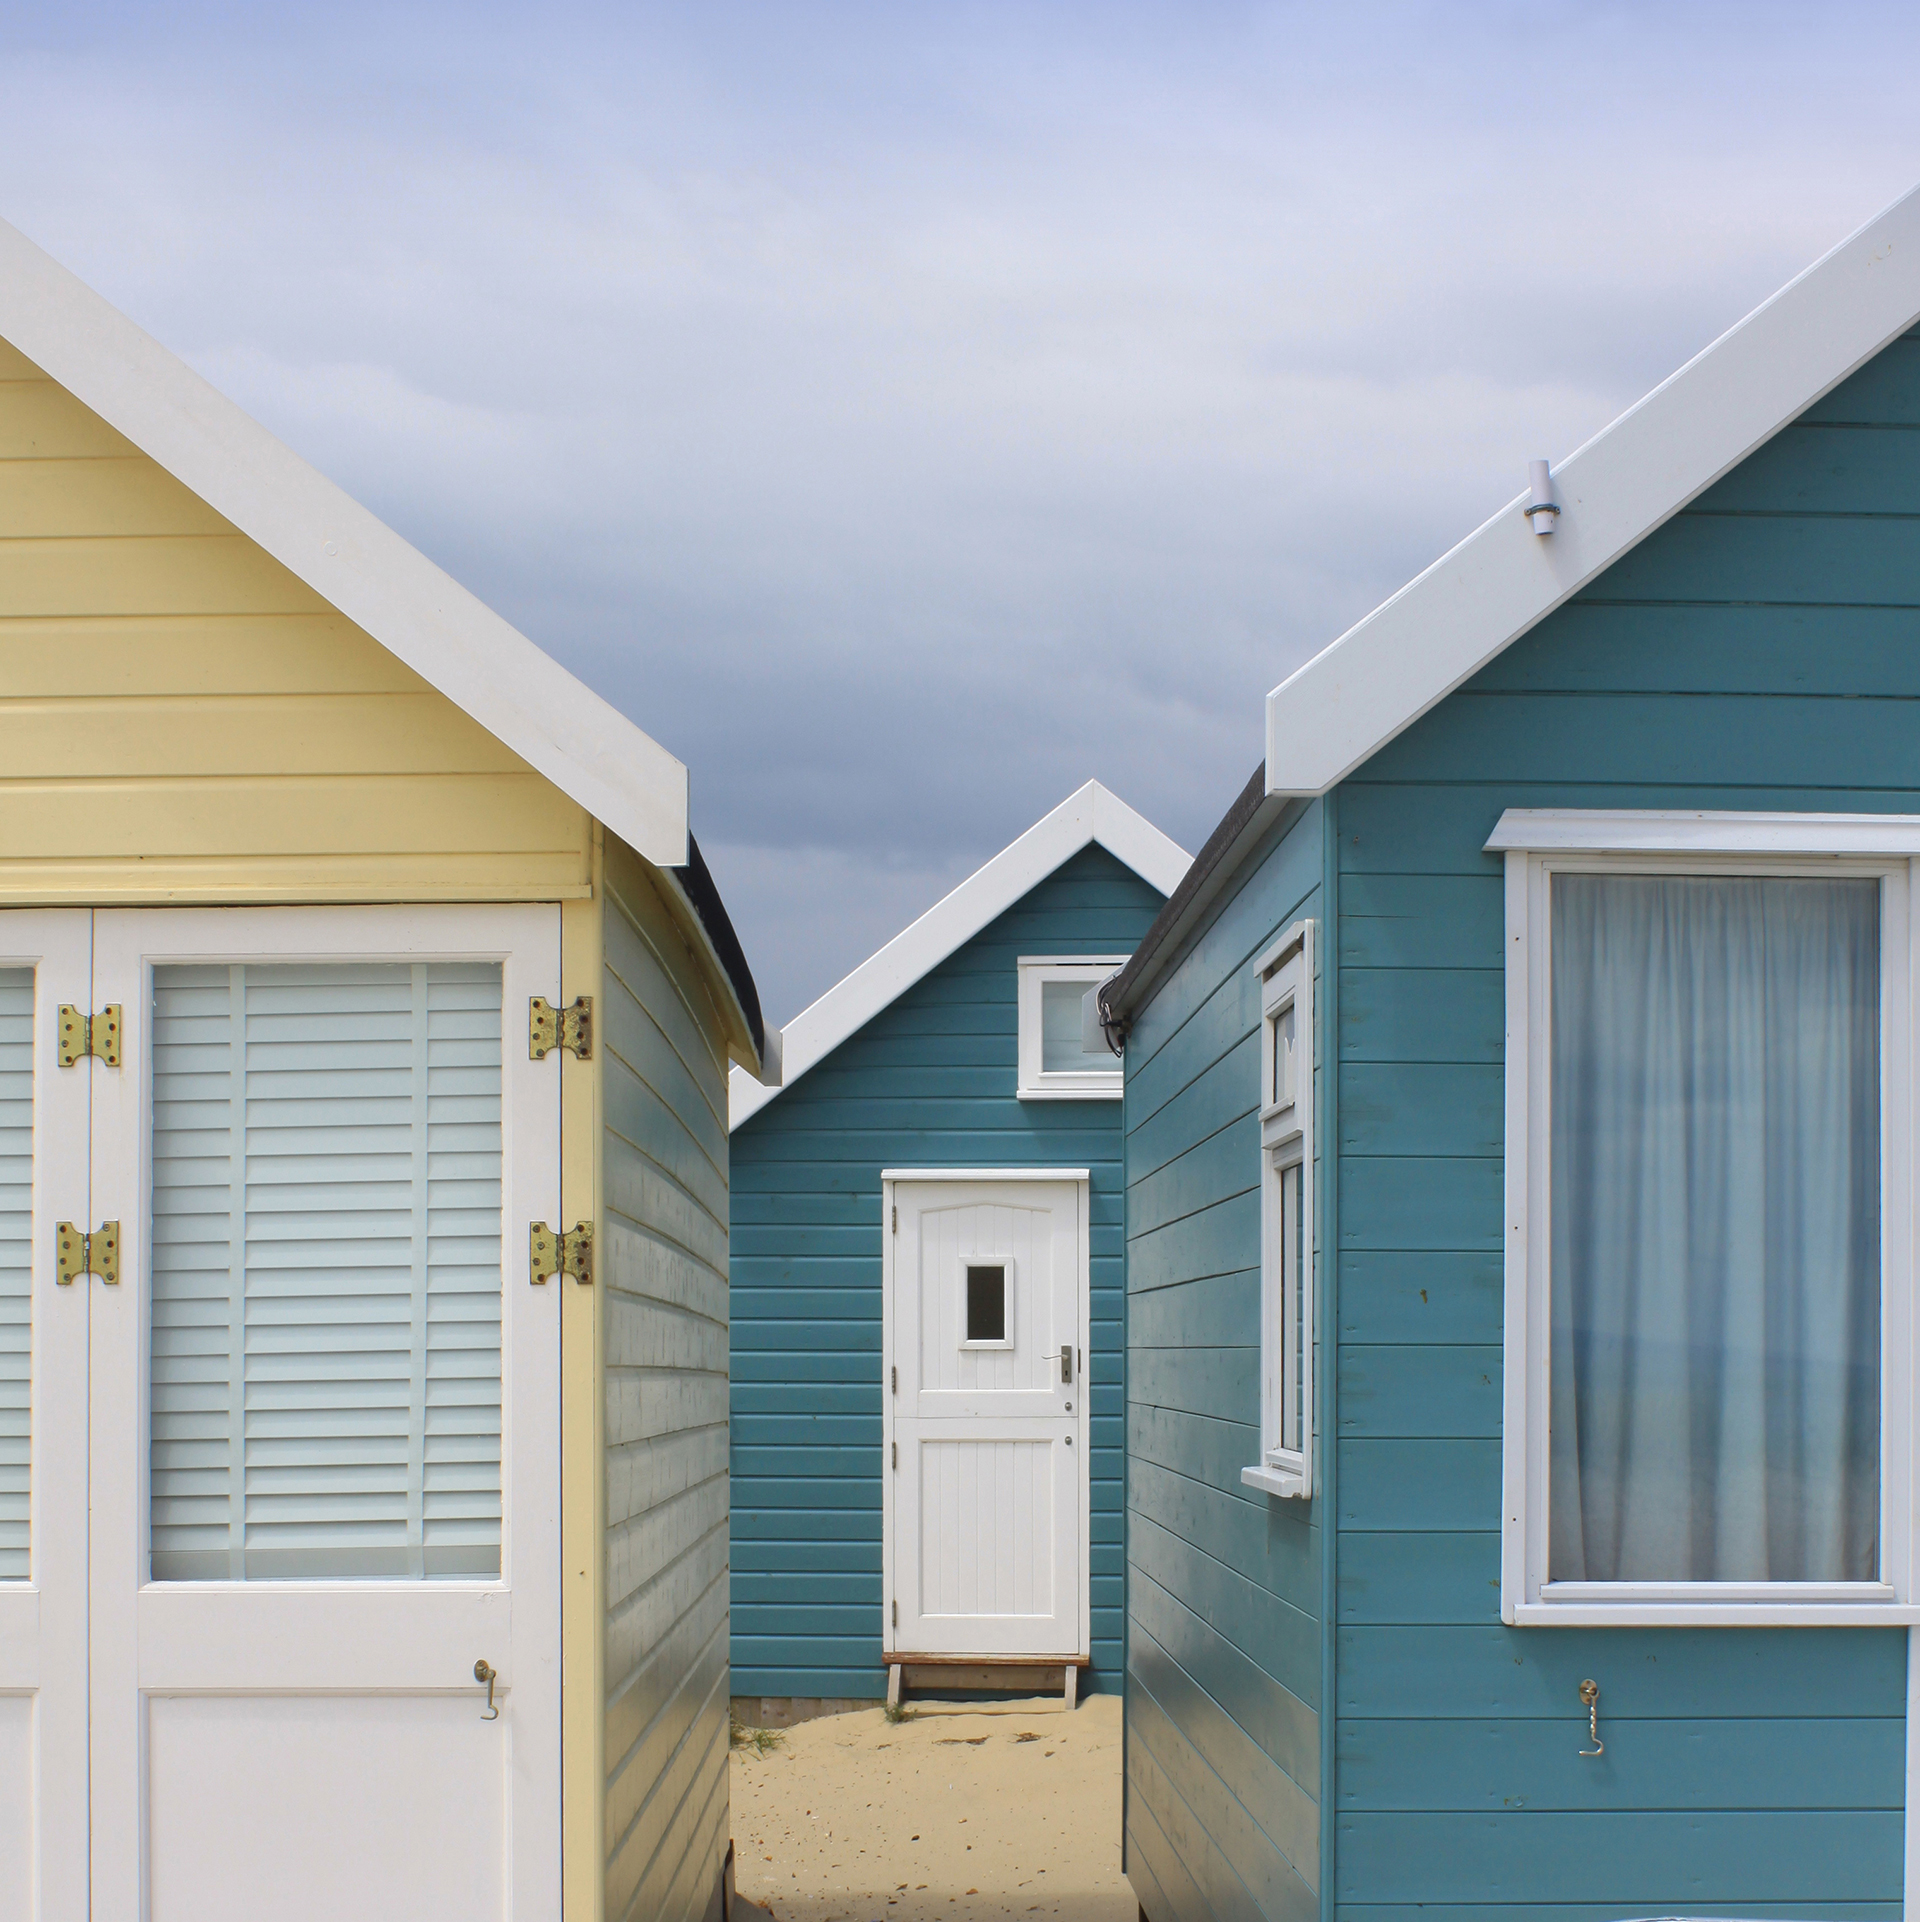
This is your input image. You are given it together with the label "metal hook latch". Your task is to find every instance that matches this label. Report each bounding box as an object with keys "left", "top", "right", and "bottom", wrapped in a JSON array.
[
  {"left": 475, "top": 1658, "right": 499, "bottom": 1720},
  {"left": 1578, "top": 1678, "right": 1603, "bottom": 1757}
]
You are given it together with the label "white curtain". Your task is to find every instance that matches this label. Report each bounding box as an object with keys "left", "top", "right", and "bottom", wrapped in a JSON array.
[{"left": 1549, "top": 874, "right": 1880, "bottom": 1583}]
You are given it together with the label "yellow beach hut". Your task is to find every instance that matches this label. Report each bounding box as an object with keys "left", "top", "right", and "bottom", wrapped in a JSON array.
[{"left": 0, "top": 217, "right": 772, "bottom": 1922}]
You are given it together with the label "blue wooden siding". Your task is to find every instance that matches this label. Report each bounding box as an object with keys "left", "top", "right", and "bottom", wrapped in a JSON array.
[
  {"left": 1123, "top": 799, "right": 1326, "bottom": 1922},
  {"left": 1323, "top": 327, "right": 1920, "bottom": 1920},
  {"left": 729, "top": 843, "right": 1165, "bottom": 1700},
  {"left": 601, "top": 869, "right": 735, "bottom": 1922}
]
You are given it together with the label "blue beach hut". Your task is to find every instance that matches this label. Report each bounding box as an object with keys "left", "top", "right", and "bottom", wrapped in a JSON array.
[
  {"left": 1103, "top": 184, "right": 1920, "bottom": 1921},
  {"left": 728, "top": 782, "right": 1188, "bottom": 1719}
]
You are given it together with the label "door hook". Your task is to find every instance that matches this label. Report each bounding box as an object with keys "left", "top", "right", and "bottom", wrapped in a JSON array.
[
  {"left": 475, "top": 1658, "right": 499, "bottom": 1720},
  {"left": 1578, "top": 1678, "right": 1603, "bottom": 1757}
]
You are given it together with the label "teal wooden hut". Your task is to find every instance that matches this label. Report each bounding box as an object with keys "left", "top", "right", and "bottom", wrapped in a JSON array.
[
  {"left": 727, "top": 783, "right": 1187, "bottom": 1716},
  {"left": 1103, "top": 183, "right": 1920, "bottom": 1921}
]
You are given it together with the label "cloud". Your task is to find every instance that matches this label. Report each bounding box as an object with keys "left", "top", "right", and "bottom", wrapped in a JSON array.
[{"left": 1, "top": 3, "right": 1917, "bottom": 1016}]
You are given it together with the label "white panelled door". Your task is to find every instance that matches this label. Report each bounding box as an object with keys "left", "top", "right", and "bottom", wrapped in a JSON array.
[
  {"left": 884, "top": 1174, "right": 1088, "bottom": 1660},
  {"left": 0, "top": 912, "right": 93, "bottom": 1922},
  {"left": 0, "top": 906, "right": 562, "bottom": 1921}
]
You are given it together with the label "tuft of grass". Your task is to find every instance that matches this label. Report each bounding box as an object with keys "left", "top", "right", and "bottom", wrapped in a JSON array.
[
  {"left": 729, "top": 1718, "right": 786, "bottom": 1754},
  {"left": 882, "top": 1701, "right": 915, "bottom": 1724}
]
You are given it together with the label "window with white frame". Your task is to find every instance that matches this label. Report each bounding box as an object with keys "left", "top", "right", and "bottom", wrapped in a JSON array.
[
  {"left": 1493, "top": 811, "right": 1915, "bottom": 1626},
  {"left": 1244, "top": 920, "right": 1314, "bottom": 1500},
  {"left": 1016, "top": 957, "right": 1128, "bottom": 1100}
]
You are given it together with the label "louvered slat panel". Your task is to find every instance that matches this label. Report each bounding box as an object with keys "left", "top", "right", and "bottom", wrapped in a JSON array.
[
  {"left": 0, "top": 971, "right": 32, "bottom": 1580},
  {"left": 150, "top": 962, "right": 502, "bottom": 1581}
]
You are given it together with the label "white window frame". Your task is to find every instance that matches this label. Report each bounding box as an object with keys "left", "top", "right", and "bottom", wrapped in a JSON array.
[
  {"left": 1244, "top": 919, "right": 1314, "bottom": 1500},
  {"left": 1491, "top": 810, "right": 1920, "bottom": 1626},
  {"left": 959, "top": 1254, "right": 1017, "bottom": 1351},
  {"left": 1016, "top": 957, "right": 1129, "bottom": 1101}
]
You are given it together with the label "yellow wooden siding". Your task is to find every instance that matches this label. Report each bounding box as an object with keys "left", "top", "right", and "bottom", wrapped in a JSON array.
[
  {"left": 0, "top": 354, "right": 591, "bottom": 901},
  {"left": 600, "top": 836, "right": 732, "bottom": 1922}
]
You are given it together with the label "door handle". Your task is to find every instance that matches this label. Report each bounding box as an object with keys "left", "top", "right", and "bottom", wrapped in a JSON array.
[{"left": 1060, "top": 1344, "right": 1073, "bottom": 1383}]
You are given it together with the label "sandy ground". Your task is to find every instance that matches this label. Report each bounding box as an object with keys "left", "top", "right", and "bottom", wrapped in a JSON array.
[{"left": 730, "top": 1692, "right": 1135, "bottom": 1922}]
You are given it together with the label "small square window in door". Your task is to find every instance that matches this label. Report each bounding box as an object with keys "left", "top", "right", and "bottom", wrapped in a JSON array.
[{"left": 964, "top": 1264, "right": 1008, "bottom": 1345}]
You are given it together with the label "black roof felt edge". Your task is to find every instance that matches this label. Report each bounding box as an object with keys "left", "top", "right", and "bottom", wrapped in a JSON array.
[
  {"left": 671, "top": 833, "right": 765, "bottom": 1062},
  {"left": 1103, "top": 762, "right": 1301, "bottom": 1030}
]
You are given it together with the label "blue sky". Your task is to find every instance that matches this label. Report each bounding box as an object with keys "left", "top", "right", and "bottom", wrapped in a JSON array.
[{"left": 3, "top": 4, "right": 1918, "bottom": 1020}]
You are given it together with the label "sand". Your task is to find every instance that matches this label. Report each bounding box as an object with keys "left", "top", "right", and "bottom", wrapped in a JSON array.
[{"left": 729, "top": 1693, "right": 1136, "bottom": 1922}]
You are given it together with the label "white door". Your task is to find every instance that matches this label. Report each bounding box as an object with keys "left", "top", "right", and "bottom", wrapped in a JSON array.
[
  {"left": 0, "top": 905, "right": 563, "bottom": 1921},
  {"left": 0, "top": 912, "right": 94, "bottom": 1921},
  {"left": 884, "top": 1174, "right": 1087, "bottom": 1660}
]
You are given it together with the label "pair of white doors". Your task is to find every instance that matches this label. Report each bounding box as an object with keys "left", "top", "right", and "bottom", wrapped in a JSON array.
[
  {"left": 0, "top": 906, "right": 560, "bottom": 1921},
  {"left": 882, "top": 1173, "right": 1089, "bottom": 1660}
]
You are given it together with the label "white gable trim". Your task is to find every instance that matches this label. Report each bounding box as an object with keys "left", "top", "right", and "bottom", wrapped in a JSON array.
[
  {"left": 0, "top": 216, "right": 687, "bottom": 864},
  {"left": 1266, "top": 181, "right": 1920, "bottom": 800},
  {"left": 728, "top": 781, "right": 1189, "bottom": 1129}
]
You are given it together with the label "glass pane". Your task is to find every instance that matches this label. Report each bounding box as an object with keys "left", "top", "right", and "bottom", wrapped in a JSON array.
[
  {"left": 1549, "top": 874, "right": 1880, "bottom": 1582},
  {"left": 0, "top": 971, "right": 31, "bottom": 1580},
  {"left": 150, "top": 962, "right": 503, "bottom": 1582},
  {"left": 965, "top": 1265, "right": 1007, "bottom": 1343},
  {"left": 1041, "top": 978, "right": 1111, "bottom": 1075}
]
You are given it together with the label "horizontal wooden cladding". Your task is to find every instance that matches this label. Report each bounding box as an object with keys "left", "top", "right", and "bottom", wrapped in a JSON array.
[
  {"left": 600, "top": 873, "right": 734, "bottom": 1922},
  {"left": 0, "top": 375, "right": 142, "bottom": 457},
  {"left": 1131, "top": 1564, "right": 1319, "bottom": 1813},
  {"left": 1470, "top": 603, "right": 1920, "bottom": 698},
  {"left": 0, "top": 692, "right": 524, "bottom": 777},
  {"left": 0, "top": 533, "right": 323, "bottom": 616},
  {"left": 0, "top": 762, "right": 581, "bottom": 901},
  {"left": 0, "top": 850, "right": 591, "bottom": 903},
  {"left": 0, "top": 457, "right": 232, "bottom": 536},
  {"left": 0, "top": 615, "right": 430, "bottom": 696},
  {"left": 1371, "top": 691, "right": 1920, "bottom": 788},
  {"left": 1129, "top": 1671, "right": 1319, "bottom": 1920},
  {"left": 1335, "top": 1810, "right": 1901, "bottom": 1907},
  {"left": 1336, "top": 1712, "right": 1904, "bottom": 1811},
  {"left": 1337, "top": 1251, "right": 1502, "bottom": 1346},
  {"left": 1336, "top": 1624, "right": 1905, "bottom": 1720}
]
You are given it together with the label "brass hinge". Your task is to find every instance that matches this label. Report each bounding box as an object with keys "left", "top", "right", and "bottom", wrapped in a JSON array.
[
  {"left": 890, "top": 1365, "right": 897, "bottom": 1395},
  {"left": 529, "top": 996, "right": 592, "bottom": 1060},
  {"left": 58, "top": 1005, "right": 122, "bottom": 1068},
  {"left": 891, "top": 1204, "right": 897, "bottom": 1233},
  {"left": 891, "top": 1599, "right": 898, "bottom": 1629},
  {"left": 56, "top": 1220, "right": 119, "bottom": 1286},
  {"left": 891, "top": 1440, "right": 898, "bottom": 1469},
  {"left": 530, "top": 1219, "right": 593, "bottom": 1285}
]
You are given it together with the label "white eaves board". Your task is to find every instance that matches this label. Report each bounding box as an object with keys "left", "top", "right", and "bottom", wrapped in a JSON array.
[
  {"left": 0, "top": 214, "right": 688, "bottom": 865},
  {"left": 728, "top": 781, "right": 1189, "bottom": 1128},
  {"left": 1266, "top": 179, "right": 1920, "bottom": 801}
]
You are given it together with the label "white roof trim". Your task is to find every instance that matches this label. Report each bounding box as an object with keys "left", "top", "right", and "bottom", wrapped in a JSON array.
[
  {"left": 1267, "top": 180, "right": 1920, "bottom": 800},
  {"left": 728, "top": 781, "right": 1189, "bottom": 1129},
  {"left": 1487, "top": 808, "right": 1920, "bottom": 856},
  {"left": 0, "top": 216, "right": 687, "bottom": 863}
]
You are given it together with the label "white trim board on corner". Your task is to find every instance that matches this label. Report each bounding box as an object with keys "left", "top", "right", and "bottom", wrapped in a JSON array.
[{"left": 729, "top": 782, "right": 1189, "bottom": 1129}]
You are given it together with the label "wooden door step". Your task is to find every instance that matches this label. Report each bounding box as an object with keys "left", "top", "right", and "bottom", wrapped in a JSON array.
[{"left": 883, "top": 1655, "right": 1089, "bottom": 1710}]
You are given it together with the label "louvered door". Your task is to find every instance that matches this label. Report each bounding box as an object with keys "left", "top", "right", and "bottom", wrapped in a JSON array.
[{"left": 88, "top": 907, "right": 561, "bottom": 1922}]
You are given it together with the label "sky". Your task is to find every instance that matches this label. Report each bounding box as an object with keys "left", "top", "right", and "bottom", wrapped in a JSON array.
[{"left": 2, "top": 3, "right": 1918, "bottom": 1023}]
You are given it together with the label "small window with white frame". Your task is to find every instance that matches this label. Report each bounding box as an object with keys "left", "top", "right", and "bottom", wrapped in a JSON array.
[
  {"left": 1244, "top": 919, "right": 1314, "bottom": 1501},
  {"left": 1016, "top": 956, "right": 1129, "bottom": 1100},
  {"left": 1492, "top": 810, "right": 1917, "bottom": 1627}
]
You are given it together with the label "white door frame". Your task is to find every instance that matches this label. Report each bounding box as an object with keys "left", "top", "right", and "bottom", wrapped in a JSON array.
[
  {"left": 86, "top": 904, "right": 561, "bottom": 1919},
  {"left": 0, "top": 911, "right": 95, "bottom": 1919},
  {"left": 881, "top": 1168, "right": 1091, "bottom": 1662}
]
